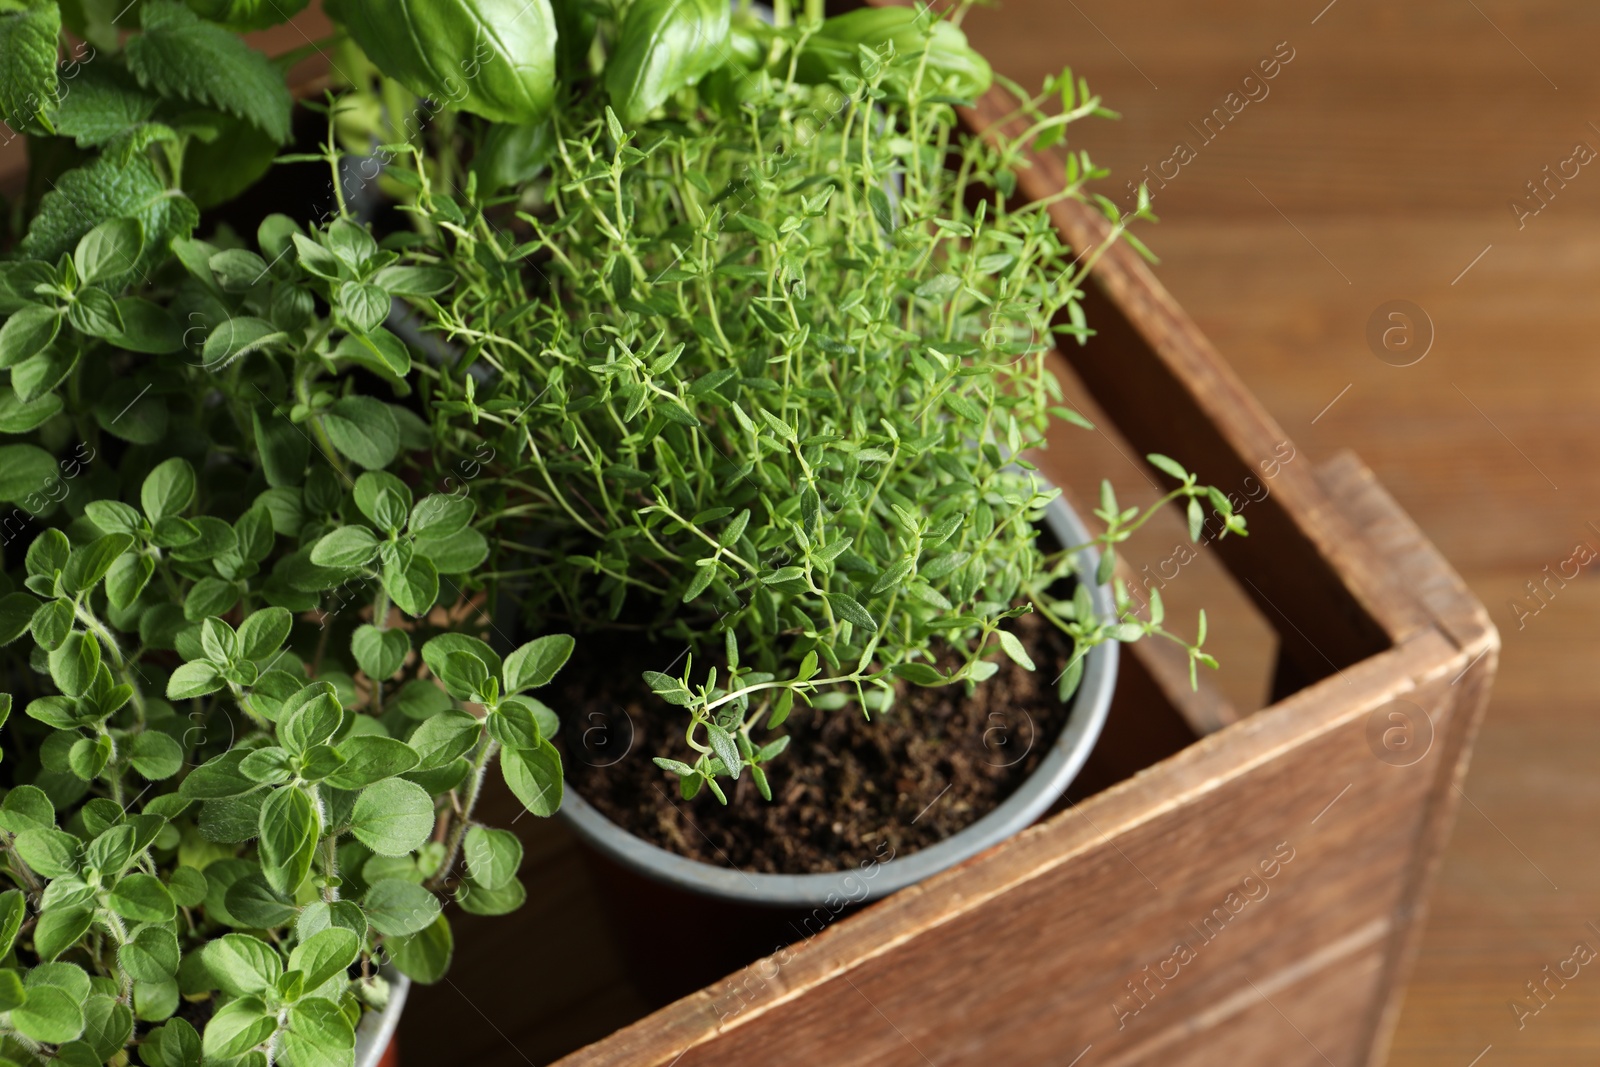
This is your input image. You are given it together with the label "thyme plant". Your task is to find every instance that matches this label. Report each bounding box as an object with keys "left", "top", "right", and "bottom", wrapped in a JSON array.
[{"left": 390, "top": 6, "right": 1246, "bottom": 804}]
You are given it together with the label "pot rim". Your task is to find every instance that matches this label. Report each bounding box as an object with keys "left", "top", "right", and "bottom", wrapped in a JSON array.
[
  {"left": 556, "top": 492, "right": 1118, "bottom": 908},
  {"left": 353, "top": 970, "right": 411, "bottom": 1067}
]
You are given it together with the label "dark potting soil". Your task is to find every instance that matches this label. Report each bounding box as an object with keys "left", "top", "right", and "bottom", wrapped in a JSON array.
[{"left": 555, "top": 610, "right": 1077, "bottom": 874}]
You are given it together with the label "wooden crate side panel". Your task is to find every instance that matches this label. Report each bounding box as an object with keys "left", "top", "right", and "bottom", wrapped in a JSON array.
[
  {"left": 655, "top": 668, "right": 1457, "bottom": 1067},
  {"left": 1138, "top": 943, "right": 1388, "bottom": 1067},
  {"left": 948, "top": 84, "right": 1433, "bottom": 668},
  {"left": 554, "top": 631, "right": 1469, "bottom": 1067},
  {"left": 1315, "top": 452, "right": 1502, "bottom": 1065}
]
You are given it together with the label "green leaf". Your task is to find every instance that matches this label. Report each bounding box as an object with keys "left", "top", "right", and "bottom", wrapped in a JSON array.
[
  {"left": 142, "top": 457, "right": 196, "bottom": 521},
  {"left": 224, "top": 873, "right": 297, "bottom": 929},
  {"left": 13, "top": 828, "right": 80, "bottom": 877},
  {"left": 349, "top": 778, "right": 434, "bottom": 856},
  {"left": 237, "top": 606, "right": 292, "bottom": 660},
  {"left": 386, "top": 911, "right": 453, "bottom": 984},
  {"left": 463, "top": 826, "right": 523, "bottom": 891},
  {"left": 281, "top": 688, "right": 343, "bottom": 753},
  {"left": 20, "top": 153, "right": 199, "bottom": 278},
  {"left": 891, "top": 661, "right": 946, "bottom": 686},
  {"left": 166, "top": 660, "right": 223, "bottom": 700},
  {"left": 179, "top": 750, "right": 256, "bottom": 799},
  {"left": 486, "top": 697, "right": 542, "bottom": 750},
  {"left": 11, "top": 983, "right": 85, "bottom": 1044},
  {"left": 106, "top": 553, "right": 156, "bottom": 609},
  {"left": 252, "top": 405, "right": 311, "bottom": 487},
  {"left": 66, "top": 285, "right": 126, "bottom": 337},
  {"left": 327, "top": 0, "right": 557, "bottom": 124},
  {"left": 996, "top": 629, "right": 1036, "bottom": 671},
  {"left": 48, "top": 632, "right": 101, "bottom": 698},
  {"left": 406, "top": 709, "right": 480, "bottom": 770},
  {"left": 705, "top": 722, "right": 742, "bottom": 779},
  {"left": 11, "top": 345, "right": 77, "bottom": 402},
  {"left": 435, "top": 650, "right": 488, "bottom": 702},
  {"left": 183, "top": 104, "right": 284, "bottom": 210},
  {"left": 361, "top": 878, "right": 440, "bottom": 937},
  {"left": 110, "top": 297, "right": 183, "bottom": 354},
  {"left": 74, "top": 217, "right": 145, "bottom": 286},
  {"left": 108, "top": 874, "right": 177, "bottom": 923},
  {"left": 0, "top": 891, "right": 25, "bottom": 957},
  {"left": 68, "top": 734, "right": 112, "bottom": 780},
  {"left": 166, "top": 866, "right": 208, "bottom": 909},
  {"left": 0, "top": 968, "right": 22, "bottom": 1013},
  {"left": 338, "top": 280, "right": 390, "bottom": 333},
  {"left": 257, "top": 786, "right": 318, "bottom": 896},
  {"left": 119, "top": 923, "right": 181, "bottom": 983},
  {"left": 26, "top": 528, "right": 69, "bottom": 580},
  {"left": 456, "top": 874, "right": 526, "bottom": 916},
  {"left": 63, "top": 533, "right": 134, "bottom": 595},
  {"left": 202, "top": 315, "right": 285, "bottom": 369},
  {"left": 372, "top": 264, "right": 455, "bottom": 298},
  {"left": 279, "top": 997, "right": 356, "bottom": 1065},
  {"left": 33, "top": 907, "right": 93, "bottom": 962},
  {"left": 325, "top": 735, "right": 418, "bottom": 790},
  {"left": 331, "top": 328, "right": 410, "bottom": 383},
  {"left": 502, "top": 634, "right": 574, "bottom": 693},
  {"left": 0, "top": 0, "right": 59, "bottom": 136},
  {"left": 501, "top": 738, "right": 562, "bottom": 817},
  {"left": 310, "top": 525, "right": 379, "bottom": 568},
  {"left": 0, "top": 786, "right": 54, "bottom": 835},
  {"left": 288, "top": 927, "right": 359, "bottom": 990},
  {"left": 1146, "top": 452, "right": 1189, "bottom": 481},
  {"left": 321, "top": 396, "right": 399, "bottom": 470},
  {"left": 0, "top": 444, "right": 56, "bottom": 503},
  {"left": 0, "top": 388, "right": 62, "bottom": 433},
  {"left": 124, "top": 1, "right": 293, "bottom": 142},
  {"left": 129, "top": 731, "right": 184, "bottom": 780},
  {"left": 413, "top": 526, "right": 489, "bottom": 573},
  {"left": 51, "top": 63, "right": 161, "bottom": 148},
  {"left": 0, "top": 305, "right": 61, "bottom": 369},
  {"left": 383, "top": 551, "right": 439, "bottom": 617},
  {"left": 201, "top": 994, "right": 276, "bottom": 1059},
  {"left": 826, "top": 592, "right": 878, "bottom": 630},
  {"left": 351, "top": 624, "right": 409, "bottom": 680},
  {"left": 605, "top": 0, "right": 731, "bottom": 126},
  {"left": 0, "top": 591, "right": 38, "bottom": 645}
]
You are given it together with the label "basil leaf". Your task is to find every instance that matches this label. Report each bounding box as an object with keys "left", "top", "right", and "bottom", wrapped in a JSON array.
[{"left": 605, "top": 0, "right": 731, "bottom": 127}]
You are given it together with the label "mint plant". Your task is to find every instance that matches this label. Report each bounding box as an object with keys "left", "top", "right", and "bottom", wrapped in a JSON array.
[{"left": 1, "top": 0, "right": 307, "bottom": 265}]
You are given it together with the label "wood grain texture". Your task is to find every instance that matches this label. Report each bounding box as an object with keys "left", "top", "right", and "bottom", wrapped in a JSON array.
[
  {"left": 953, "top": 2, "right": 1587, "bottom": 1063},
  {"left": 0, "top": 1, "right": 1529, "bottom": 1061}
]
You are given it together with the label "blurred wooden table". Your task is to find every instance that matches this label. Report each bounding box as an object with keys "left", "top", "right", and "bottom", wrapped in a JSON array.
[{"left": 962, "top": 1, "right": 1600, "bottom": 1063}]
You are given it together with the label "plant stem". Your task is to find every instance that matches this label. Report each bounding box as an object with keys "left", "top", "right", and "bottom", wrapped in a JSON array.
[{"left": 426, "top": 733, "right": 497, "bottom": 893}]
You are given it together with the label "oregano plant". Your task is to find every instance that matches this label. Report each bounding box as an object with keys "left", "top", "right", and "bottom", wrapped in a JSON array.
[{"left": 0, "top": 60, "right": 575, "bottom": 1065}]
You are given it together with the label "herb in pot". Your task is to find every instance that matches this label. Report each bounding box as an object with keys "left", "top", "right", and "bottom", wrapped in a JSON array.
[
  {"left": 0, "top": 7, "right": 580, "bottom": 1052},
  {"left": 363, "top": 1, "right": 1245, "bottom": 811}
]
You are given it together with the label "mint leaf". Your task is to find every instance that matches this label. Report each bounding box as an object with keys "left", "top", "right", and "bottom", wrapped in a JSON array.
[
  {"left": 51, "top": 63, "right": 161, "bottom": 148},
  {"left": 0, "top": 1, "right": 60, "bottom": 137},
  {"left": 20, "top": 153, "right": 199, "bottom": 283},
  {"left": 125, "top": 1, "right": 292, "bottom": 143}
]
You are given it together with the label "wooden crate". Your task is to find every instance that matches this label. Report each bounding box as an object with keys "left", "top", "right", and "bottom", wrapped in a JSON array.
[{"left": 395, "top": 80, "right": 1498, "bottom": 1067}]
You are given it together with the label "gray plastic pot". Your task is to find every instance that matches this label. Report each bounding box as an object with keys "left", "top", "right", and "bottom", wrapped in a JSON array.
[
  {"left": 352, "top": 972, "right": 410, "bottom": 1067},
  {"left": 557, "top": 493, "right": 1118, "bottom": 909}
]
